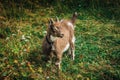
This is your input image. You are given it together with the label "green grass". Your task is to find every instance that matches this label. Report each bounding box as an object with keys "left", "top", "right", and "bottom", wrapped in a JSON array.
[{"left": 0, "top": 5, "right": 120, "bottom": 80}]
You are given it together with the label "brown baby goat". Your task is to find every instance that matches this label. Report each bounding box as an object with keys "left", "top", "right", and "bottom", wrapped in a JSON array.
[{"left": 42, "top": 12, "right": 78, "bottom": 69}]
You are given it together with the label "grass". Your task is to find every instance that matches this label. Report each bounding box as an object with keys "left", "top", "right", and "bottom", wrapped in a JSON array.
[{"left": 0, "top": 4, "right": 120, "bottom": 80}]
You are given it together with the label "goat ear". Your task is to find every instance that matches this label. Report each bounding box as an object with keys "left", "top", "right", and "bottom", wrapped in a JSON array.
[
  {"left": 49, "top": 18, "right": 54, "bottom": 25},
  {"left": 55, "top": 16, "right": 59, "bottom": 22}
]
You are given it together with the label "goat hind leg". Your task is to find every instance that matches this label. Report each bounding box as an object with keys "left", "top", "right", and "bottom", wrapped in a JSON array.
[{"left": 70, "top": 43, "right": 75, "bottom": 60}]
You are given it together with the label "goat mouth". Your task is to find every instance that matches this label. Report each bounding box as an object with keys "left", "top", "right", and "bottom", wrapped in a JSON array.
[{"left": 59, "top": 34, "right": 64, "bottom": 38}]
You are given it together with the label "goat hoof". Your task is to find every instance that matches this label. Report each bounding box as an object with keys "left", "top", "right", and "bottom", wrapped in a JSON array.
[{"left": 55, "top": 62, "right": 61, "bottom": 70}]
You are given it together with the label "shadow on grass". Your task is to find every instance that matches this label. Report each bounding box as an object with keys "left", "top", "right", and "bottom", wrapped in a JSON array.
[
  {"left": 27, "top": 46, "right": 47, "bottom": 68},
  {"left": 97, "top": 68, "right": 120, "bottom": 80}
]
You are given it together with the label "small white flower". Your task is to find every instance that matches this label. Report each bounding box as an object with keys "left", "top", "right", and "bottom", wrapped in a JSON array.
[
  {"left": 17, "top": 29, "right": 20, "bottom": 32},
  {"left": 25, "top": 39, "right": 29, "bottom": 42},
  {"left": 26, "top": 36, "right": 31, "bottom": 39},
  {"left": 12, "top": 34, "right": 16, "bottom": 36},
  {"left": 79, "top": 5, "right": 81, "bottom": 7},
  {"left": 21, "top": 35, "right": 26, "bottom": 40},
  {"left": 23, "top": 49, "right": 27, "bottom": 52},
  {"left": 43, "top": 31, "right": 47, "bottom": 34},
  {"left": 21, "top": 62, "right": 26, "bottom": 65},
  {"left": 46, "top": 76, "right": 49, "bottom": 79},
  {"left": 6, "top": 37, "right": 9, "bottom": 40}
]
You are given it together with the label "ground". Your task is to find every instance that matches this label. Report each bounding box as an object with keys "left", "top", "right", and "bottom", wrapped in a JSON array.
[{"left": 0, "top": 4, "right": 120, "bottom": 80}]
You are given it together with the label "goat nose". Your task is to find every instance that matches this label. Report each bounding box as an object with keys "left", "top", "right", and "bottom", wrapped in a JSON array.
[{"left": 60, "top": 34, "right": 64, "bottom": 38}]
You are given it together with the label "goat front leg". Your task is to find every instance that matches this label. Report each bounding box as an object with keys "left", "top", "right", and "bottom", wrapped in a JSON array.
[
  {"left": 68, "top": 48, "right": 71, "bottom": 55},
  {"left": 55, "top": 53, "right": 62, "bottom": 70},
  {"left": 46, "top": 51, "right": 54, "bottom": 64}
]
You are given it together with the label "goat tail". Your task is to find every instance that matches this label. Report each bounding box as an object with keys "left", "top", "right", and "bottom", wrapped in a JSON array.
[{"left": 71, "top": 12, "right": 78, "bottom": 24}]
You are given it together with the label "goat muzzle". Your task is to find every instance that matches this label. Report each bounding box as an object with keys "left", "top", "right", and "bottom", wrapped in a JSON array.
[{"left": 59, "top": 34, "right": 64, "bottom": 38}]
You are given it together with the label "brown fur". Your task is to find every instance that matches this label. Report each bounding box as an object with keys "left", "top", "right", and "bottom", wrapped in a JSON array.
[{"left": 42, "top": 12, "right": 78, "bottom": 69}]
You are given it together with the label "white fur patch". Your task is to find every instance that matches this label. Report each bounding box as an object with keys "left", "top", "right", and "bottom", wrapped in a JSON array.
[
  {"left": 52, "top": 46, "right": 55, "bottom": 50},
  {"left": 60, "top": 19, "right": 64, "bottom": 22},
  {"left": 50, "top": 35, "right": 57, "bottom": 42},
  {"left": 72, "top": 36, "right": 75, "bottom": 43},
  {"left": 67, "top": 22, "right": 74, "bottom": 30},
  {"left": 63, "top": 43, "right": 70, "bottom": 52}
]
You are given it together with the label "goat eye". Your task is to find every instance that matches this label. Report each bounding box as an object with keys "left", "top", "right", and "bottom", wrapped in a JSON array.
[
  {"left": 50, "top": 26, "right": 55, "bottom": 32},
  {"left": 54, "top": 27, "right": 58, "bottom": 30}
]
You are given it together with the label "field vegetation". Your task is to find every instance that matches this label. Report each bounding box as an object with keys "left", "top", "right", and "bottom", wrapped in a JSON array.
[{"left": 0, "top": 0, "right": 120, "bottom": 80}]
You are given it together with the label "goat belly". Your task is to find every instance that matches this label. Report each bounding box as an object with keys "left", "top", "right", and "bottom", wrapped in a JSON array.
[{"left": 62, "top": 43, "right": 70, "bottom": 53}]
